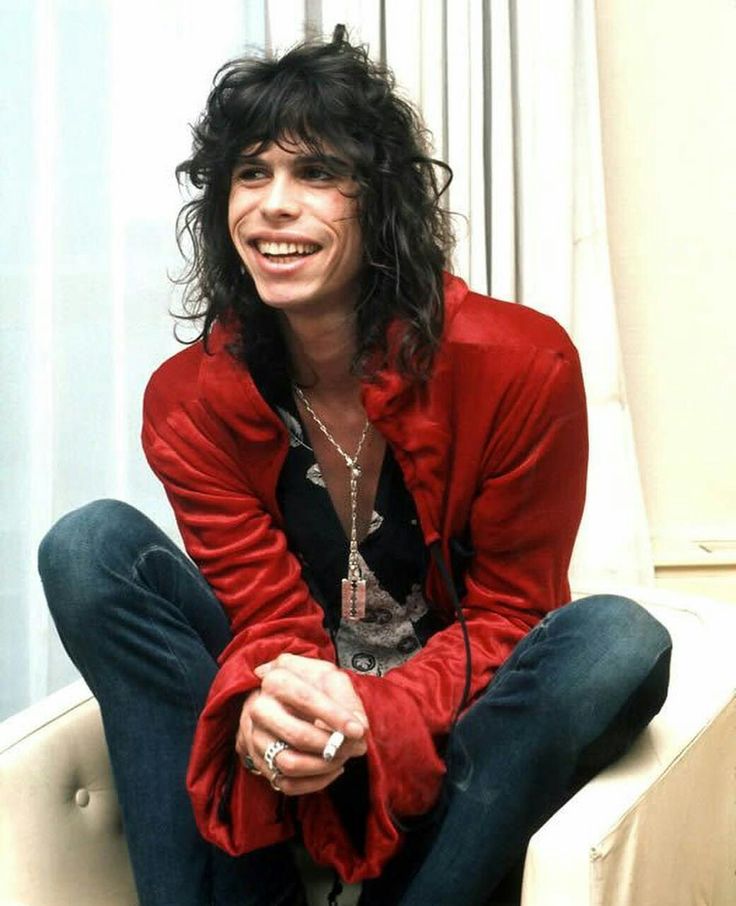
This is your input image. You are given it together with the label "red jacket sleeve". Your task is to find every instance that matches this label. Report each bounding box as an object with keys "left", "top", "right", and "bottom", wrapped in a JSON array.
[
  {"left": 141, "top": 374, "right": 336, "bottom": 854},
  {"left": 142, "top": 367, "right": 439, "bottom": 879},
  {"left": 349, "top": 343, "right": 588, "bottom": 827}
]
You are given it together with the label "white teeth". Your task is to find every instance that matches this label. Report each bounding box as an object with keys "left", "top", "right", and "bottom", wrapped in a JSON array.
[{"left": 256, "top": 240, "right": 320, "bottom": 256}]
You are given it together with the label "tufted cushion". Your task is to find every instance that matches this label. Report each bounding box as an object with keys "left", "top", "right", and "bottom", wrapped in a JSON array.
[
  {"left": 0, "top": 682, "right": 361, "bottom": 906},
  {"left": 0, "top": 682, "right": 137, "bottom": 906}
]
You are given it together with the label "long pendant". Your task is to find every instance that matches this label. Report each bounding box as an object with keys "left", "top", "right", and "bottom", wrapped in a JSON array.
[
  {"left": 341, "top": 577, "right": 367, "bottom": 621},
  {"left": 342, "top": 458, "right": 366, "bottom": 620},
  {"left": 294, "top": 387, "right": 370, "bottom": 621}
]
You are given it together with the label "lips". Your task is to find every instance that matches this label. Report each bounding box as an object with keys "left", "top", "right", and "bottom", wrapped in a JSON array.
[
  {"left": 245, "top": 237, "right": 323, "bottom": 276},
  {"left": 254, "top": 239, "right": 321, "bottom": 257}
]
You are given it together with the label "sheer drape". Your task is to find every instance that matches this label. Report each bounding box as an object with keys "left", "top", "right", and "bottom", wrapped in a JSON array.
[
  {"left": 1, "top": 0, "right": 651, "bottom": 719},
  {"left": 0, "top": 0, "right": 263, "bottom": 719}
]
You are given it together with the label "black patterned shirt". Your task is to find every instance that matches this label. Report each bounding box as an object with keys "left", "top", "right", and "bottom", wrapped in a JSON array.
[{"left": 274, "top": 397, "right": 444, "bottom": 675}]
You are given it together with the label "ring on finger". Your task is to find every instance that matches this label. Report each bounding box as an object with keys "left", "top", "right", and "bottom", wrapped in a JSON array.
[
  {"left": 264, "top": 739, "right": 289, "bottom": 774},
  {"left": 242, "top": 754, "right": 262, "bottom": 776}
]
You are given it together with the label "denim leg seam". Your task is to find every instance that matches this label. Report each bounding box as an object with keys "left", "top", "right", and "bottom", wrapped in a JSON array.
[
  {"left": 131, "top": 543, "right": 209, "bottom": 729},
  {"left": 131, "top": 540, "right": 208, "bottom": 590}
]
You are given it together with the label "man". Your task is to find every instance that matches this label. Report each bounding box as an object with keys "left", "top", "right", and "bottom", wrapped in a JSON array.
[{"left": 40, "top": 28, "right": 671, "bottom": 906}]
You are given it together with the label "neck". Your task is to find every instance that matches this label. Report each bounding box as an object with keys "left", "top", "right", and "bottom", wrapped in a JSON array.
[{"left": 280, "top": 308, "right": 361, "bottom": 402}]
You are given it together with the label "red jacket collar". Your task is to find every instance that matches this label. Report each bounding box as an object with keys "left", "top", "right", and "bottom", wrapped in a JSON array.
[{"left": 197, "top": 273, "right": 470, "bottom": 540}]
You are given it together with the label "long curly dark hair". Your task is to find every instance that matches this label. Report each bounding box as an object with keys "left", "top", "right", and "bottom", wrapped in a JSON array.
[{"left": 174, "top": 26, "right": 454, "bottom": 391}]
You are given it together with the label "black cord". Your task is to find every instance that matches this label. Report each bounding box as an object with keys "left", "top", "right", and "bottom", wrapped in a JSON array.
[
  {"left": 429, "top": 541, "right": 472, "bottom": 724},
  {"left": 327, "top": 871, "right": 344, "bottom": 905}
]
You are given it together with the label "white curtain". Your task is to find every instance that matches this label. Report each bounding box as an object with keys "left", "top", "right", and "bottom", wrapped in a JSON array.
[
  {"left": 0, "top": 0, "right": 264, "bottom": 719},
  {"left": 1, "top": 0, "right": 651, "bottom": 720}
]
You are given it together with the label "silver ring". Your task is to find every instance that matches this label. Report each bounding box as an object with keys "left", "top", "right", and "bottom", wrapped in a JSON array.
[
  {"left": 264, "top": 740, "right": 289, "bottom": 773},
  {"left": 242, "top": 754, "right": 262, "bottom": 776}
]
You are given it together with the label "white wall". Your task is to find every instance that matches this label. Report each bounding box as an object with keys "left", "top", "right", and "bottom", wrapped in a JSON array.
[{"left": 596, "top": 0, "right": 736, "bottom": 599}]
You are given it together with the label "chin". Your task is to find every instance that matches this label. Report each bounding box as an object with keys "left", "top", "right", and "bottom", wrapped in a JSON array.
[
  {"left": 253, "top": 283, "right": 304, "bottom": 305},
  {"left": 254, "top": 286, "right": 315, "bottom": 312}
]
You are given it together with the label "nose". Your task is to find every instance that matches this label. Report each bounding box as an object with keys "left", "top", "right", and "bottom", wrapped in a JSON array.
[{"left": 261, "top": 172, "right": 300, "bottom": 220}]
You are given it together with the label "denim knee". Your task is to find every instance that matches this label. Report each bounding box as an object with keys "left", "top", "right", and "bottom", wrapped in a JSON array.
[
  {"left": 566, "top": 594, "right": 672, "bottom": 668},
  {"left": 558, "top": 596, "right": 672, "bottom": 775},
  {"left": 548, "top": 595, "right": 672, "bottom": 726},
  {"left": 38, "top": 498, "right": 147, "bottom": 639}
]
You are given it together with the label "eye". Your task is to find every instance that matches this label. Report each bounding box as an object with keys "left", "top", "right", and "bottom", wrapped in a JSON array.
[
  {"left": 301, "top": 165, "right": 335, "bottom": 182},
  {"left": 234, "top": 165, "right": 268, "bottom": 182}
]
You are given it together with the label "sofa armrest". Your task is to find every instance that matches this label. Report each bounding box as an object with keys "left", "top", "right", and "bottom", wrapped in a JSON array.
[
  {"left": 0, "top": 680, "right": 138, "bottom": 906},
  {"left": 522, "top": 586, "right": 736, "bottom": 906}
]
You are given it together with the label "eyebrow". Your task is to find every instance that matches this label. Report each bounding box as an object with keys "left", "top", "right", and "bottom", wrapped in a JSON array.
[{"left": 234, "top": 151, "right": 350, "bottom": 171}]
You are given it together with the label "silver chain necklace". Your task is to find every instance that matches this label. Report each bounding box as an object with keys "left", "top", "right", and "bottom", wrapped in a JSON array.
[{"left": 294, "top": 386, "right": 370, "bottom": 621}]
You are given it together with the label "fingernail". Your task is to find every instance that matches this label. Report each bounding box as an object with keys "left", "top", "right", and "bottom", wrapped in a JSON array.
[
  {"left": 346, "top": 719, "right": 364, "bottom": 736},
  {"left": 353, "top": 710, "right": 369, "bottom": 728}
]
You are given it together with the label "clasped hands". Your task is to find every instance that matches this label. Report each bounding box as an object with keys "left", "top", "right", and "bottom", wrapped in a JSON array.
[{"left": 236, "top": 653, "right": 369, "bottom": 796}]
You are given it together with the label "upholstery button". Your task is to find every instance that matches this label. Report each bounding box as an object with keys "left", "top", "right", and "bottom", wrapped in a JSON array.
[{"left": 75, "top": 788, "right": 90, "bottom": 807}]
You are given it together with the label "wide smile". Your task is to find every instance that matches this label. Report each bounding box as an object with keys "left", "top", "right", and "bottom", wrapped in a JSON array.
[{"left": 248, "top": 238, "right": 323, "bottom": 273}]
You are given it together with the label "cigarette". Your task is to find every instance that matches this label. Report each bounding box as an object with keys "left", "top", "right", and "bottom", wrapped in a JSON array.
[{"left": 322, "top": 730, "right": 345, "bottom": 762}]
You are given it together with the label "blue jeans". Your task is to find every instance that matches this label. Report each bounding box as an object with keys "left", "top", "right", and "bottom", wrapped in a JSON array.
[{"left": 38, "top": 500, "right": 671, "bottom": 906}]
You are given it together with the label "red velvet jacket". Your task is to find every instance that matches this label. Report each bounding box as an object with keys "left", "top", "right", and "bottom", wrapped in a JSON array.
[{"left": 141, "top": 274, "right": 588, "bottom": 882}]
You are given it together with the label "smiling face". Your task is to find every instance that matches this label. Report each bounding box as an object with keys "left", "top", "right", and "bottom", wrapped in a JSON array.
[{"left": 228, "top": 139, "right": 364, "bottom": 319}]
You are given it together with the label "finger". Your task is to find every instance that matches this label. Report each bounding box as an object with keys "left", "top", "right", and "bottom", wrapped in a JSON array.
[
  {"left": 250, "top": 728, "right": 347, "bottom": 778},
  {"left": 320, "top": 671, "right": 369, "bottom": 730},
  {"left": 235, "top": 725, "right": 249, "bottom": 762},
  {"left": 276, "top": 766, "right": 345, "bottom": 797},
  {"left": 247, "top": 699, "right": 366, "bottom": 773},
  {"left": 250, "top": 694, "right": 336, "bottom": 754},
  {"left": 257, "top": 657, "right": 369, "bottom": 734},
  {"left": 235, "top": 708, "right": 255, "bottom": 762},
  {"left": 255, "top": 653, "right": 332, "bottom": 680},
  {"left": 260, "top": 667, "right": 366, "bottom": 739}
]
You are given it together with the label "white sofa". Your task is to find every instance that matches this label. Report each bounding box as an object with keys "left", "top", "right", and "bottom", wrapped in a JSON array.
[{"left": 2, "top": 585, "right": 735, "bottom": 906}]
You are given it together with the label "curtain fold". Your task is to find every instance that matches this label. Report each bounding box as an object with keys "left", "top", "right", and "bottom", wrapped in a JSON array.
[
  {"left": 568, "top": 0, "right": 654, "bottom": 587},
  {"left": 1, "top": 0, "right": 259, "bottom": 719}
]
